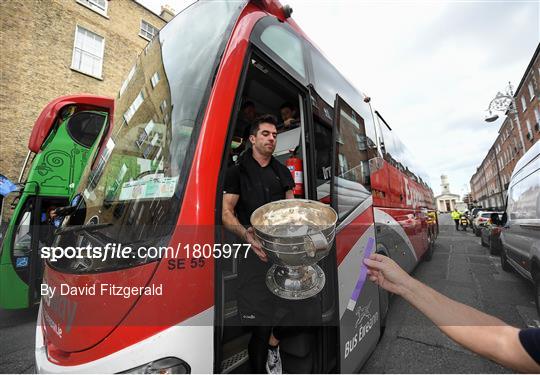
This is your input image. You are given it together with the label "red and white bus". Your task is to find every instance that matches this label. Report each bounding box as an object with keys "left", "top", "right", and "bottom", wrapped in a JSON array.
[{"left": 36, "top": 0, "right": 438, "bottom": 373}]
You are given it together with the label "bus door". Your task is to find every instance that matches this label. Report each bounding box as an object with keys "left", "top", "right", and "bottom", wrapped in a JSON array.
[
  {"left": 0, "top": 96, "right": 113, "bottom": 309},
  {"left": 327, "top": 94, "right": 380, "bottom": 373},
  {"left": 216, "top": 46, "right": 332, "bottom": 373},
  {"left": 0, "top": 193, "right": 39, "bottom": 309},
  {"left": 1, "top": 194, "right": 71, "bottom": 308}
]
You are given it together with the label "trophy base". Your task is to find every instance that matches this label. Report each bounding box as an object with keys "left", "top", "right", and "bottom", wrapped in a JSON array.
[{"left": 266, "top": 264, "right": 326, "bottom": 300}]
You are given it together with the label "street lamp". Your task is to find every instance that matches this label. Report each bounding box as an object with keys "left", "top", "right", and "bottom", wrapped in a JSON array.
[
  {"left": 483, "top": 81, "right": 524, "bottom": 210},
  {"left": 484, "top": 81, "right": 526, "bottom": 150}
]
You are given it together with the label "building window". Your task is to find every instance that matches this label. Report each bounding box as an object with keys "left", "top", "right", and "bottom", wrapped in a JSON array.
[
  {"left": 521, "top": 95, "right": 527, "bottom": 112},
  {"left": 71, "top": 26, "right": 105, "bottom": 79},
  {"left": 123, "top": 90, "right": 145, "bottom": 123},
  {"left": 76, "top": 0, "right": 108, "bottom": 16},
  {"left": 140, "top": 20, "right": 158, "bottom": 41},
  {"left": 356, "top": 134, "right": 367, "bottom": 151},
  {"left": 119, "top": 65, "right": 136, "bottom": 97},
  {"left": 160, "top": 100, "right": 167, "bottom": 114},
  {"left": 338, "top": 153, "right": 348, "bottom": 175},
  {"left": 535, "top": 108, "right": 540, "bottom": 128},
  {"left": 526, "top": 119, "right": 533, "bottom": 137},
  {"left": 529, "top": 82, "right": 535, "bottom": 100},
  {"left": 151, "top": 72, "right": 160, "bottom": 88}
]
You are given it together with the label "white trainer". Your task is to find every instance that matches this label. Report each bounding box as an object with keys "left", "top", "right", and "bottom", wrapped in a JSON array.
[{"left": 266, "top": 346, "right": 282, "bottom": 374}]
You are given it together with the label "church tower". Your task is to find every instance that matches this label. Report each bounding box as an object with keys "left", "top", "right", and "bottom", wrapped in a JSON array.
[{"left": 441, "top": 175, "right": 450, "bottom": 194}]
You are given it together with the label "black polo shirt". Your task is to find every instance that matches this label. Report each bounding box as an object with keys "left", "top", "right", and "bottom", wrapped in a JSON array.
[
  {"left": 519, "top": 328, "right": 540, "bottom": 365},
  {"left": 223, "top": 150, "right": 294, "bottom": 226},
  {"left": 223, "top": 149, "right": 294, "bottom": 324}
]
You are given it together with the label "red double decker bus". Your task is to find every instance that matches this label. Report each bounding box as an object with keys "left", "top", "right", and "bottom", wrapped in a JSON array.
[{"left": 36, "top": 1, "right": 437, "bottom": 373}]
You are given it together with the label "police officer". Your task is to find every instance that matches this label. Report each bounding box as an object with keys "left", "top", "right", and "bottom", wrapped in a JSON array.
[{"left": 451, "top": 208, "right": 461, "bottom": 231}]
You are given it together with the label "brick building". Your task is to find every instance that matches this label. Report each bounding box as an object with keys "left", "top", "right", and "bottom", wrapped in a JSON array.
[
  {"left": 0, "top": 0, "right": 174, "bottom": 189},
  {"left": 470, "top": 43, "right": 539, "bottom": 209}
]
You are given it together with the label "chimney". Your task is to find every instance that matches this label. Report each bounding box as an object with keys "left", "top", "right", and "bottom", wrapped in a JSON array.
[{"left": 160, "top": 5, "right": 176, "bottom": 22}]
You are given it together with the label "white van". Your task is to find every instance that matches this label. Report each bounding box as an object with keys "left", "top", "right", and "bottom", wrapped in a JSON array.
[{"left": 500, "top": 142, "right": 540, "bottom": 313}]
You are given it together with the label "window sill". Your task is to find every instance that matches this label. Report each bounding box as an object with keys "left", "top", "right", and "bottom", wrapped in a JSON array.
[
  {"left": 70, "top": 67, "right": 103, "bottom": 81},
  {"left": 76, "top": 0, "right": 109, "bottom": 19},
  {"left": 139, "top": 33, "right": 153, "bottom": 42}
]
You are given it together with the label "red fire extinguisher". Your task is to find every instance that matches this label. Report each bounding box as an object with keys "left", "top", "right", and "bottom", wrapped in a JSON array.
[{"left": 286, "top": 146, "right": 304, "bottom": 197}]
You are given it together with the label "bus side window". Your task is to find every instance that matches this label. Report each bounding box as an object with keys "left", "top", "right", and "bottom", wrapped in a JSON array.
[
  {"left": 13, "top": 199, "right": 34, "bottom": 257},
  {"left": 333, "top": 98, "right": 371, "bottom": 220}
]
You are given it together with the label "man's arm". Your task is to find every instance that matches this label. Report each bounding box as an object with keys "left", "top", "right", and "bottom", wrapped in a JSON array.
[
  {"left": 222, "top": 193, "right": 246, "bottom": 239},
  {"left": 222, "top": 193, "right": 267, "bottom": 262},
  {"left": 364, "top": 254, "right": 540, "bottom": 373}
]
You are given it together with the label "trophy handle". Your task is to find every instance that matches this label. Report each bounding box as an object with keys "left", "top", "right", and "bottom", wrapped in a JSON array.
[{"left": 304, "top": 232, "right": 328, "bottom": 257}]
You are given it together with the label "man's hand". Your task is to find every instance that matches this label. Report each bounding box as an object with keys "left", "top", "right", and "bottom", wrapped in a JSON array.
[
  {"left": 363, "top": 253, "right": 413, "bottom": 295},
  {"left": 245, "top": 227, "right": 267, "bottom": 262}
]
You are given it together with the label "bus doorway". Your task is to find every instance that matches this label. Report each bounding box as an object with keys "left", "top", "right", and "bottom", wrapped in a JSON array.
[{"left": 215, "top": 50, "right": 339, "bottom": 373}]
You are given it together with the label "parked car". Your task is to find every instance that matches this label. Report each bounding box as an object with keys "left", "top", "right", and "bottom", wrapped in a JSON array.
[
  {"left": 500, "top": 142, "right": 540, "bottom": 314},
  {"left": 469, "top": 207, "right": 482, "bottom": 224},
  {"left": 470, "top": 207, "right": 483, "bottom": 218},
  {"left": 474, "top": 211, "right": 501, "bottom": 236},
  {"left": 480, "top": 212, "right": 503, "bottom": 255}
]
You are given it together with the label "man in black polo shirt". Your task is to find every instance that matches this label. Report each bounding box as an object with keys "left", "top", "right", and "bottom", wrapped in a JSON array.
[{"left": 223, "top": 114, "right": 295, "bottom": 373}]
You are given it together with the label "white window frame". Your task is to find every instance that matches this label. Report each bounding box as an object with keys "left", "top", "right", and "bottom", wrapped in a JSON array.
[
  {"left": 151, "top": 72, "right": 160, "bottom": 89},
  {"left": 71, "top": 25, "right": 105, "bottom": 79},
  {"left": 139, "top": 20, "right": 158, "bottom": 41},
  {"left": 119, "top": 65, "right": 136, "bottom": 97},
  {"left": 160, "top": 99, "right": 167, "bottom": 114},
  {"left": 123, "top": 90, "right": 145, "bottom": 124},
  {"left": 76, "top": 0, "right": 108, "bottom": 17},
  {"left": 521, "top": 95, "right": 527, "bottom": 112},
  {"left": 534, "top": 108, "right": 540, "bottom": 125},
  {"left": 338, "top": 153, "right": 348, "bottom": 175},
  {"left": 526, "top": 119, "right": 532, "bottom": 135},
  {"left": 528, "top": 82, "right": 535, "bottom": 101}
]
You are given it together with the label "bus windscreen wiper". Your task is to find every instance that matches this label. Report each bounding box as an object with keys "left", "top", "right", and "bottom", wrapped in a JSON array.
[{"left": 55, "top": 222, "right": 112, "bottom": 235}]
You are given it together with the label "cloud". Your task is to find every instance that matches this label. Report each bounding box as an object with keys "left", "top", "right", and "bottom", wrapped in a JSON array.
[{"left": 139, "top": 0, "right": 538, "bottom": 197}]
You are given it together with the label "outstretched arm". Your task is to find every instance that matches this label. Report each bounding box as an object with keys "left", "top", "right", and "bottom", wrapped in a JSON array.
[{"left": 363, "top": 253, "right": 539, "bottom": 373}]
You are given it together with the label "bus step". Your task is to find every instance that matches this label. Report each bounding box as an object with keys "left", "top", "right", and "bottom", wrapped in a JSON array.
[{"left": 221, "top": 349, "right": 248, "bottom": 373}]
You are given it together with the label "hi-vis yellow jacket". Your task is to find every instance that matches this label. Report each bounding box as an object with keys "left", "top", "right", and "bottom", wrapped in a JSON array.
[{"left": 451, "top": 210, "right": 461, "bottom": 220}]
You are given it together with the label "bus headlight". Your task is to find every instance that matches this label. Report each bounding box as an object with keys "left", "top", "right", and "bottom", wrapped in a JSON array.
[{"left": 122, "top": 357, "right": 190, "bottom": 374}]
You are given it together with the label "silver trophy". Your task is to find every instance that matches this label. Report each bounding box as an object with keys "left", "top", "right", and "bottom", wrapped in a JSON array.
[{"left": 250, "top": 199, "right": 338, "bottom": 300}]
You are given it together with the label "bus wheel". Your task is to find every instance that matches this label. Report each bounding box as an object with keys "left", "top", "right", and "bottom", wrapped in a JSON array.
[
  {"left": 378, "top": 285, "right": 389, "bottom": 335},
  {"left": 376, "top": 246, "right": 390, "bottom": 332}
]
